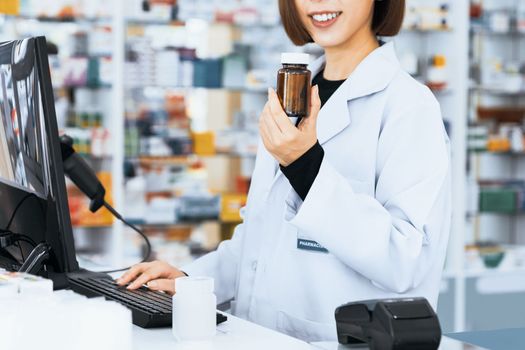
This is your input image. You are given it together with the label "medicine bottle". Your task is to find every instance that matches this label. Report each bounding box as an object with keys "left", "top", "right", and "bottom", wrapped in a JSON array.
[
  {"left": 172, "top": 276, "right": 216, "bottom": 341},
  {"left": 277, "top": 52, "right": 311, "bottom": 118}
]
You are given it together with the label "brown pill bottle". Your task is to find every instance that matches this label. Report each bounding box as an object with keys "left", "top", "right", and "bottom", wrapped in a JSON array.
[{"left": 277, "top": 53, "right": 311, "bottom": 118}]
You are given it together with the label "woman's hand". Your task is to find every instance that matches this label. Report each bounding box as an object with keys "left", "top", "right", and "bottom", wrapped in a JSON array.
[
  {"left": 116, "top": 260, "right": 186, "bottom": 295},
  {"left": 259, "top": 85, "right": 321, "bottom": 166}
]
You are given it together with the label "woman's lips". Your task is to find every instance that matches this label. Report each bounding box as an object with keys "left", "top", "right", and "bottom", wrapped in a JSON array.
[{"left": 309, "top": 12, "right": 342, "bottom": 29}]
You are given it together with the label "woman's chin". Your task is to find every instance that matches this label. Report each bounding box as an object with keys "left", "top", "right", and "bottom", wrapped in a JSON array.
[{"left": 311, "top": 36, "right": 346, "bottom": 49}]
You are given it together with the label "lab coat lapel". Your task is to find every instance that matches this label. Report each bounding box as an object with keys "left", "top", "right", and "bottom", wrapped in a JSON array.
[{"left": 315, "top": 41, "right": 401, "bottom": 145}]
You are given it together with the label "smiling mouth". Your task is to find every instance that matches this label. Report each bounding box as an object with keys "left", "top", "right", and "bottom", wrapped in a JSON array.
[{"left": 308, "top": 11, "right": 342, "bottom": 28}]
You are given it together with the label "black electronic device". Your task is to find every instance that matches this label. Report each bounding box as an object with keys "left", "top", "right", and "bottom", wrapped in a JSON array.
[
  {"left": 335, "top": 298, "right": 441, "bottom": 350},
  {"left": 0, "top": 37, "right": 78, "bottom": 287},
  {"left": 0, "top": 36, "right": 227, "bottom": 328},
  {"left": 60, "top": 134, "right": 106, "bottom": 213}
]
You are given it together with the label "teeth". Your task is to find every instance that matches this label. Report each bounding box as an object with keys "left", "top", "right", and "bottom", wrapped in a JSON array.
[{"left": 312, "top": 12, "right": 339, "bottom": 22}]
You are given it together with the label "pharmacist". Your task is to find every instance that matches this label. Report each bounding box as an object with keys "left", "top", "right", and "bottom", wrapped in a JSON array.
[{"left": 118, "top": 0, "right": 451, "bottom": 342}]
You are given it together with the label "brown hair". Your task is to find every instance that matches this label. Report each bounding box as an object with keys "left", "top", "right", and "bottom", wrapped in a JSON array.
[{"left": 279, "top": 0, "right": 406, "bottom": 46}]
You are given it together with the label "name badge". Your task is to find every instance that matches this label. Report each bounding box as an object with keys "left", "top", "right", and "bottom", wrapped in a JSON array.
[{"left": 297, "top": 238, "right": 328, "bottom": 253}]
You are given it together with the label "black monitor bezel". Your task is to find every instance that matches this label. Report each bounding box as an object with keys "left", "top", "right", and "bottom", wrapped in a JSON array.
[{"left": 0, "top": 36, "right": 79, "bottom": 273}]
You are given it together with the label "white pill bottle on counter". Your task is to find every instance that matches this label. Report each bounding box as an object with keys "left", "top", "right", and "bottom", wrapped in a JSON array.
[{"left": 172, "top": 276, "right": 216, "bottom": 341}]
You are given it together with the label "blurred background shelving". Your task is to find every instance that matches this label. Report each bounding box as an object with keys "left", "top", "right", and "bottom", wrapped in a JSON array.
[
  {"left": 2, "top": 0, "right": 525, "bottom": 335},
  {"left": 465, "top": 0, "right": 525, "bottom": 332}
]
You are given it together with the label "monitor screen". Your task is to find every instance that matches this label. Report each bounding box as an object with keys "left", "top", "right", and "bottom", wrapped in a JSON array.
[{"left": 0, "top": 39, "right": 52, "bottom": 199}]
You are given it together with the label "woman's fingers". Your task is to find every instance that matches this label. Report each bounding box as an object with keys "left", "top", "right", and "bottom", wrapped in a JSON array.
[
  {"left": 126, "top": 265, "right": 166, "bottom": 290},
  {"left": 302, "top": 85, "right": 321, "bottom": 131},
  {"left": 147, "top": 278, "right": 176, "bottom": 295},
  {"left": 267, "top": 88, "right": 295, "bottom": 135},
  {"left": 116, "top": 262, "right": 150, "bottom": 286},
  {"left": 259, "top": 104, "right": 275, "bottom": 145},
  {"left": 261, "top": 101, "right": 284, "bottom": 143}
]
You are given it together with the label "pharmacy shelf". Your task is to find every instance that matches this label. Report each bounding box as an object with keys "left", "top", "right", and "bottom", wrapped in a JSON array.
[
  {"left": 467, "top": 212, "right": 525, "bottom": 217},
  {"left": 125, "top": 18, "right": 280, "bottom": 29},
  {"left": 54, "top": 84, "right": 112, "bottom": 90},
  {"left": 465, "top": 0, "right": 525, "bottom": 332},
  {"left": 131, "top": 155, "right": 196, "bottom": 166},
  {"left": 2, "top": 15, "right": 112, "bottom": 24},
  {"left": 470, "top": 26, "right": 525, "bottom": 37},
  {"left": 469, "top": 85, "right": 525, "bottom": 96},
  {"left": 125, "top": 85, "right": 267, "bottom": 94},
  {"left": 130, "top": 152, "right": 256, "bottom": 166},
  {"left": 138, "top": 220, "right": 227, "bottom": 229},
  {"left": 469, "top": 150, "right": 525, "bottom": 156},
  {"left": 442, "top": 266, "right": 525, "bottom": 279},
  {"left": 463, "top": 266, "right": 525, "bottom": 278},
  {"left": 216, "top": 151, "right": 257, "bottom": 158},
  {"left": 402, "top": 27, "right": 454, "bottom": 33}
]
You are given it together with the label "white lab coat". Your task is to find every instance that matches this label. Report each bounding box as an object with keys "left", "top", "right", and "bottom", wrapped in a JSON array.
[{"left": 182, "top": 41, "right": 451, "bottom": 342}]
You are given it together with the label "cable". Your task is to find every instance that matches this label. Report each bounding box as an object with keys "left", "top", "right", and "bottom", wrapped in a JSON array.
[
  {"left": 2, "top": 192, "right": 45, "bottom": 264},
  {"left": 0, "top": 230, "right": 38, "bottom": 247},
  {"left": 13, "top": 234, "right": 37, "bottom": 247},
  {"left": 97, "top": 201, "right": 152, "bottom": 274},
  {"left": 17, "top": 241, "right": 25, "bottom": 262}
]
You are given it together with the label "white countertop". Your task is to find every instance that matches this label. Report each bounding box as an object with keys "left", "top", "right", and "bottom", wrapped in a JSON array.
[{"left": 132, "top": 311, "right": 313, "bottom": 350}]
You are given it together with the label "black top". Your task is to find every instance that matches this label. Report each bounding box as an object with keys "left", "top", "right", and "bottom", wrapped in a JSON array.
[
  {"left": 281, "top": 70, "right": 347, "bottom": 201},
  {"left": 312, "top": 69, "right": 346, "bottom": 106}
]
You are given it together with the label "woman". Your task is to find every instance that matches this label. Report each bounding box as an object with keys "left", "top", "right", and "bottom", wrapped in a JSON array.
[{"left": 118, "top": 0, "right": 451, "bottom": 342}]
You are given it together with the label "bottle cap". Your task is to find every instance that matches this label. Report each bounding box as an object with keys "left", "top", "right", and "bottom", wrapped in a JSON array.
[
  {"left": 281, "top": 52, "right": 310, "bottom": 65},
  {"left": 176, "top": 276, "right": 214, "bottom": 294}
]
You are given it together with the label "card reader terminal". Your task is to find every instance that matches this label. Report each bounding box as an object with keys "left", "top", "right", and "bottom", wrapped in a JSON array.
[{"left": 335, "top": 297, "right": 441, "bottom": 350}]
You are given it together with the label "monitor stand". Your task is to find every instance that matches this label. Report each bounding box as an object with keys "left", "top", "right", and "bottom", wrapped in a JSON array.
[{"left": 18, "top": 242, "right": 69, "bottom": 289}]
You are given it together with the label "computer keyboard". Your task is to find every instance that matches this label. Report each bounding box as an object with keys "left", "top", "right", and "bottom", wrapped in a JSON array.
[{"left": 69, "top": 276, "right": 227, "bottom": 328}]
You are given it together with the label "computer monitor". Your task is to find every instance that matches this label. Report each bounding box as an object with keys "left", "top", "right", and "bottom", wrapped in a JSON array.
[{"left": 0, "top": 37, "right": 79, "bottom": 285}]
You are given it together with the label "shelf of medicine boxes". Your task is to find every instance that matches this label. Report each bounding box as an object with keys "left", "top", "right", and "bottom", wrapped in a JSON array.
[
  {"left": 401, "top": 25, "right": 453, "bottom": 33},
  {"left": 470, "top": 25, "right": 525, "bottom": 37},
  {"left": 126, "top": 85, "right": 267, "bottom": 94},
  {"left": 469, "top": 150, "right": 525, "bottom": 157},
  {"left": 469, "top": 85, "right": 525, "bottom": 97},
  {"left": 69, "top": 196, "right": 240, "bottom": 232},
  {"left": 131, "top": 152, "right": 257, "bottom": 167},
  {"left": 124, "top": 18, "right": 280, "bottom": 29},
  {"left": 2, "top": 14, "right": 112, "bottom": 24},
  {"left": 135, "top": 220, "right": 242, "bottom": 242}
]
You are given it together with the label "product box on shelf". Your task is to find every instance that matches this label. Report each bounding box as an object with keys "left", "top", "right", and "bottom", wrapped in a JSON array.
[
  {"left": 478, "top": 180, "right": 525, "bottom": 214},
  {"left": 220, "top": 193, "right": 247, "bottom": 223},
  {"left": 68, "top": 172, "right": 114, "bottom": 227},
  {"left": 193, "top": 58, "right": 223, "bottom": 88},
  {"left": 191, "top": 131, "right": 215, "bottom": 156},
  {"left": 0, "top": 0, "right": 19, "bottom": 15}
]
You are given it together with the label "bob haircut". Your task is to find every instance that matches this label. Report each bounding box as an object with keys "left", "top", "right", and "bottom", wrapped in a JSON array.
[{"left": 279, "top": 0, "right": 406, "bottom": 46}]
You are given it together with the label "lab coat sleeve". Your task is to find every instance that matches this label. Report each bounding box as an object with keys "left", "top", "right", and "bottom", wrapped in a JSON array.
[
  {"left": 181, "top": 208, "right": 245, "bottom": 304},
  {"left": 287, "top": 95, "right": 450, "bottom": 293}
]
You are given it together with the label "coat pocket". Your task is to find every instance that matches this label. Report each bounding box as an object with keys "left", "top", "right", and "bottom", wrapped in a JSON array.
[{"left": 276, "top": 310, "right": 337, "bottom": 342}]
